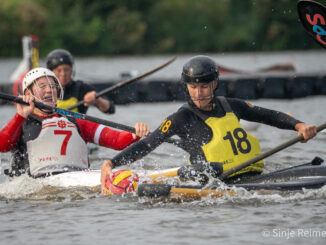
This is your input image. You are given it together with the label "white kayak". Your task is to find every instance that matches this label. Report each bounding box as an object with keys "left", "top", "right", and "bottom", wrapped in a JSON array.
[
  {"left": 43, "top": 167, "right": 181, "bottom": 188},
  {"left": 43, "top": 170, "right": 102, "bottom": 188}
]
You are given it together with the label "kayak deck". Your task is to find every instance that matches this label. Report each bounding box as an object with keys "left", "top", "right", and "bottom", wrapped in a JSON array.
[
  {"left": 138, "top": 157, "right": 326, "bottom": 199},
  {"left": 13, "top": 157, "right": 326, "bottom": 200}
]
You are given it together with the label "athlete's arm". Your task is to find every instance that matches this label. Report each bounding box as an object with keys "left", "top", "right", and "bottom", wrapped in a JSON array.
[
  {"left": 96, "top": 97, "right": 115, "bottom": 114},
  {"left": 0, "top": 113, "right": 25, "bottom": 152},
  {"left": 111, "top": 113, "right": 179, "bottom": 167},
  {"left": 0, "top": 95, "right": 35, "bottom": 152},
  {"left": 230, "top": 98, "right": 317, "bottom": 141},
  {"left": 76, "top": 119, "right": 148, "bottom": 150},
  {"left": 294, "top": 122, "right": 317, "bottom": 142},
  {"left": 100, "top": 113, "right": 179, "bottom": 195},
  {"left": 229, "top": 98, "right": 302, "bottom": 129},
  {"left": 83, "top": 91, "right": 114, "bottom": 114},
  {"left": 80, "top": 82, "right": 115, "bottom": 114}
]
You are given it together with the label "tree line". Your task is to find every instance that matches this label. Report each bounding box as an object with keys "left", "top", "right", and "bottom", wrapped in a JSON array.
[{"left": 0, "top": 0, "right": 321, "bottom": 58}]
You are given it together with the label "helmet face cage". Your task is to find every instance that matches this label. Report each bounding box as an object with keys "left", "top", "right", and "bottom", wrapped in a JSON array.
[{"left": 25, "top": 74, "right": 64, "bottom": 108}]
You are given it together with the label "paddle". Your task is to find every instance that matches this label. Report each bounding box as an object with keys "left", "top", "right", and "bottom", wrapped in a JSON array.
[
  {"left": 137, "top": 183, "right": 236, "bottom": 199},
  {"left": 66, "top": 56, "right": 177, "bottom": 110},
  {"left": 219, "top": 122, "right": 326, "bottom": 180},
  {"left": 0, "top": 92, "right": 183, "bottom": 147},
  {"left": 297, "top": 0, "right": 326, "bottom": 49}
]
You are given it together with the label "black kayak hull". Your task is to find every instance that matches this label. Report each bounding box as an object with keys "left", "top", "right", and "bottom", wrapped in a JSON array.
[
  {"left": 236, "top": 176, "right": 326, "bottom": 191},
  {"left": 138, "top": 157, "right": 326, "bottom": 198}
]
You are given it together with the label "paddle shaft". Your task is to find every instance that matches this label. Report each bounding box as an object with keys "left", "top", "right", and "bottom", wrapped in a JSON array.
[
  {"left": 137, "top": 183, "right": 236, "bottom": 199},
  {"left": 0, "top": 92, "right": 182, "bottom": 147},
  {"left": 67, "top": 56, "right": 177, "bottom": 110},
  {"left": 220, "top": 122, "right": 326, "bottom": 180}
]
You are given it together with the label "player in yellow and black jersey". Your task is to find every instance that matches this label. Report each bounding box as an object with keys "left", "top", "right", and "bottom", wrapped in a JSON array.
[
  {"left": 46, "top": 49, "right": 115, "bottom": 114},
  {"left": 100, "top": 55, "right": 317, "bottom": 194}
]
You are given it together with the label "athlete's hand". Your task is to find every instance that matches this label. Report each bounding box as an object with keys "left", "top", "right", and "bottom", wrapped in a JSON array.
[
  {"left": 101, "top": 160, "right": 113, "bottom": 195},
  {"left": 83, "top": 91, "right": 97, "bottom": 107},
  {"left": 17, "top": 95, "right": 35, "bottom": 118},
  {"left": 133, "top": 123, "right": 150, "bottom": 139},
  {"left": 295, "top": 123, "right": 317, "bottom": 143}
]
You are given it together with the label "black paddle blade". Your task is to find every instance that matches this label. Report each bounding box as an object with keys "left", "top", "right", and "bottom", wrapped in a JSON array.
[{"left": 297, "top": 0, "right": 326, "bottom": 49}]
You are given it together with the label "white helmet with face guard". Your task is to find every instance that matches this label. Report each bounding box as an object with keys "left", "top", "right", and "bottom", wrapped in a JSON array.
[{"left": 22, "top": 67, "right": 63, "bottom": 106}]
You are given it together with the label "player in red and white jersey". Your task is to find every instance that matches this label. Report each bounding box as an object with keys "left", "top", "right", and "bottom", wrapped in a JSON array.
[{"left": 0, "top": 67, "right": 149, "bottom": 177}]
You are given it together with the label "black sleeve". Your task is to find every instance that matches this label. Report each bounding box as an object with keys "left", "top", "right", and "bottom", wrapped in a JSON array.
[
  {"left": 71, "top": 81, "right": 95, "bottom": 114},
  {"left": 228, "top": 98, "right": 302, "bottom": 130},
  {"left": 78, "top": 81, "right": 115, "bottom": 114},
  {"left": 111, "top": 111, "right": 183, "bottom": 167},
  {"left": 105, "top": 99, "right": 115, "bottom": 114},
  {"left": 78, "top": 81, "right": 95, "bottom": 98}
]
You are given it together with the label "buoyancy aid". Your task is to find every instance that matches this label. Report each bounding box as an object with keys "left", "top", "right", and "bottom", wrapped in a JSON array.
[
  {"left": 56, "top": 81, "right": 82, "bottom": 112},
  {"left": 9, "top": 115, "right": 88, "bottom": 177},
  {"left": 184, "top": 97, "right": 264, "bottom": 177}
]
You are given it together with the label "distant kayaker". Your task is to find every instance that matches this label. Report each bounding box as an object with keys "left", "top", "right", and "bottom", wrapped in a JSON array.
[
  {"left": 100, "top": 55, "right": 317, "bottom": 195},
  {"left": 0, "top": 67, "right": 149, "bottom": 177},
  {"left": 46, "top": 49, "right": 114, "bottom": 114}
]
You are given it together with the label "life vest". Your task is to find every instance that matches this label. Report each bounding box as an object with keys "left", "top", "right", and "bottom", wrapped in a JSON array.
[
  {"left": 184, "top": 97, "right": 264, "bottom": 177},
  {"left": 57, "top": 97, "right": 79, "bottom": 112},
  {"left": 57, "top": 81, "right": 82, "bottom": 112},
  {"left": 26, "top": 116, "right": 89, "bottom": 177}
]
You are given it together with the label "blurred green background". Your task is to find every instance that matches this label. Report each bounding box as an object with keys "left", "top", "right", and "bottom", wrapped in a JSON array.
[{"left": 0, "top": 0, "right": 322, "bottom": 57}]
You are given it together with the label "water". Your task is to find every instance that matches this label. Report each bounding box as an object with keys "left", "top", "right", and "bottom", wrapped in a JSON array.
[{"left": 1, "top": 95, "right": 326, "bottom": 244}]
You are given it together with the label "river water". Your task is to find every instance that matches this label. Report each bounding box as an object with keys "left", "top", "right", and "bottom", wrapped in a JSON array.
[{"left": 0, "top": 96, "right": 326, "bottom": 245}]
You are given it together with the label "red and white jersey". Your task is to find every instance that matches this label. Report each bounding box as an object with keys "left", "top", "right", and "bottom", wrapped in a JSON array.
[
  {"left": 0, "top": 113, "right": 139, "bottom": 176},
  {"left": 27, "top": 117, "right": 88, "bottom": 176}
]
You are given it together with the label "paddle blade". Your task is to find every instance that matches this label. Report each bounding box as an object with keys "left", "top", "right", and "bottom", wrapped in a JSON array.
[{"left": 297, "top": 0, "right": 326, "bottom": 49}]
